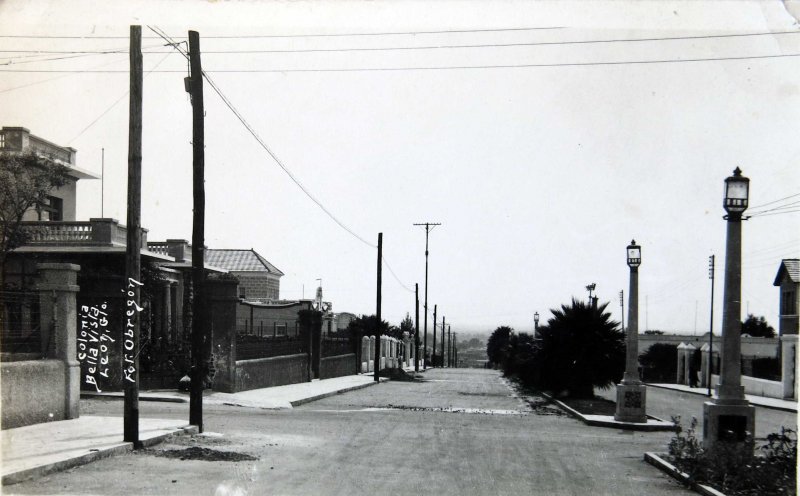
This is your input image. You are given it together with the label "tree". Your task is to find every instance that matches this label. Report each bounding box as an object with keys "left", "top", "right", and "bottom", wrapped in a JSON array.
[
  {"left": 486, "top": 326, "right": 512, "bottom": 367},
  {"left": 0, "top": 152, "right": 70, "bottom": 284},
  {"left": 533, "top": 299, "right": 625, "bottom": 398},
  {"left": 346, "top": 314, "right": 400, "bottom": 339},
  {"left": 639, "top": 343, "right": 678, "bottom": 383},
  {"left": 741, "top": 314, "right": 776, "bottom": 338},
  {"left": 399, "top": 313, "right": 414, "bottom": 336}
]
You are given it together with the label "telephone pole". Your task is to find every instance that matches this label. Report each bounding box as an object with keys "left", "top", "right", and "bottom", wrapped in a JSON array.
[
  {"left": 453, "top": 332, "right": 458, "bottom": 368},
  {"left": 414, "top": 222, "right": 441, "bottom": 369},
  {"left": 432, "top": 304, "right": 438, "bottom": 367},
  {"left": 440, "top": 316, "right": 446, "bottom": 367},
  {"left": 124, "top": 24, "right": 143, "bottom": 447},
  {"left": 188, "top": 30, "right": 206, "bottom": 432},
  {"left": 414, "top": 283, "right": 420, "bottom": 372},
  {"left": 374, "top": 233, "right": 383, "bottom": 382},
  {"left": 708, "top": 254, "right": 715, "bottom": 397},
  {"left": 447, "top": 324, "right": 452, "bottom": 367}
]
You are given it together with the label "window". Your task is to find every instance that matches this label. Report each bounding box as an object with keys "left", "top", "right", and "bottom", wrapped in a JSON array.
[
  {"left": 0, "top": 133, "right": 5, "bottom": 149},
  {"left": 38, "top": 196, "right": 63, "bottom": 221},
  {"left": 782, "top": 290, "right": 797, "bottom": 315},
  {"left": 275, "top": 323, "right": 287, "bottom": 336}
]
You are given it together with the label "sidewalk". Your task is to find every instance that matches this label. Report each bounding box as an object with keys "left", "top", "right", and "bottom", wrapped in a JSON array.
[
  {"left": 648, "top": 383, "right": 798, "bottom": 412},
  {"left": 3, "top": 374, "right": 386, "bottom": 486}
]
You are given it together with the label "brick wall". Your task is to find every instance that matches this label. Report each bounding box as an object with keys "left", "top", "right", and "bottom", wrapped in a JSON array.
[{"left": 233, "top": 272, "right": 280, "bottom": 301}]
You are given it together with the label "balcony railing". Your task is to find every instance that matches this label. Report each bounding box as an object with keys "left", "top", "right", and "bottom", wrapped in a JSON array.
[{"left": 19, "top": 218, "right": 148, "bottom": 249}]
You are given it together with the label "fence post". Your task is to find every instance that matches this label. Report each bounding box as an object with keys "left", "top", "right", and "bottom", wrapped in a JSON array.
[{"left": 36, "top": 263, "right": 81, "bottom": 419}]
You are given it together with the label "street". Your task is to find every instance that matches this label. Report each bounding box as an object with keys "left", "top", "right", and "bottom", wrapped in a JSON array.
[
  {"left": 595, "top": 386, "right": 797, "bottom": 440},
  {"left": 7, "top": 368, "right": 698, "bottom": 496}
]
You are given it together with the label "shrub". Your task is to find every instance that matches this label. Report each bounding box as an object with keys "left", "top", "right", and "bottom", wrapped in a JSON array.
[
  {"left": 668, "top": 416, "right": 797, "bottom": 496},
  {"left": 639, "top": 343, "right": 678, "bottom": 383}
]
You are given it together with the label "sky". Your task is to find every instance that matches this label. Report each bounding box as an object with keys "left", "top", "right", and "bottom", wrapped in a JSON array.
[{"left": 1, "top": 0, "right": 799, "bottom": 336}]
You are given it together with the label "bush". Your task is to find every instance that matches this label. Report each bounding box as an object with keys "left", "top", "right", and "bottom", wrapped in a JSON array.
[
  {"left": 639, "top": 343, "right": 678, "bottom": 383},
  {"left": 668, "top": 417, "right": 797, "bottom": 496}
]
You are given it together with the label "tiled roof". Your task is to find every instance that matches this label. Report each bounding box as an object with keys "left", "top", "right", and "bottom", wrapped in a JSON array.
[
  {"left": 774, "top": 259, "right": 800, "bottom": 286},
  {"left": 205, "top": 249, "right": 284, "bottom": 276}
]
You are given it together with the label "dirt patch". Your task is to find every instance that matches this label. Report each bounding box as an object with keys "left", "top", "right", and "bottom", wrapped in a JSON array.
[
  {"left": 524, "top": 396, "right": 567, "bottom": 416},
  {"left": 458, "top": 392, "right": 511, "bottom": 397},
  {"left": 558, "top": 396, "right": 617, "bottom": 416},
  {"left": 143, "top": 447, "right": 258, "bottom": 462}
]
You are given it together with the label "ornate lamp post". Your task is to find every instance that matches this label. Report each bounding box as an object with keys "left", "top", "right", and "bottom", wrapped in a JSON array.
[
  {"left": 703, "top": 167, "right": 755, "bottom": 451},
  {"left": 615, "top": 240, "right": 647, "bottom": 423},
  {"left": 533, "top": 312, "right": 540, "bottom": 338}
]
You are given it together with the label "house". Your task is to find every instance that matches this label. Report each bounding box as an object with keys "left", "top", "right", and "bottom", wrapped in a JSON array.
[
  {"left": 774, "top": 259, "right": 799, "bottom": 335},
  {"left": 205, "top": 249, "right": 283, "bottom": 301}
]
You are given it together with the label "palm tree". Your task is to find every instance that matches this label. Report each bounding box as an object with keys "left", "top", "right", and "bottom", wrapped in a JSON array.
[{"left": 534, "top": 299, "right": 624, "bottom": 398}]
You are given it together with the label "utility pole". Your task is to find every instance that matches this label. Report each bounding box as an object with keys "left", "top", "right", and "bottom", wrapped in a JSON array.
[
  {"left": 440, "top": 316, "right": 446, "bottom": 366},
  {"left": 432, "top": 305, "right": 437, "bottom": 367},
  {"left": 188, "top": 30, "right": 206, "bottom": 432},
  {"left": 414, "top": 222, "right": 441, "bottom": 370},
  {"left": 124, "top": 24, "right": 143, "bottom": 447},
  {"left": 414, "top": 283, "right": 420, "bottom": 372},
  {"left": 453, "top": 332, "right": 457, "bottom": 368},
  {"left": 447, "top": 324, "right": 452, "bottom": 367},
  {"left": 708, "top": 254, "right": 715, "bottom": 397},
  {"left": 101, "top": 147, "right": 105, "bottom": 217},
  {"left": 374, "top": 233, "right": 383, "bottom": 382}
]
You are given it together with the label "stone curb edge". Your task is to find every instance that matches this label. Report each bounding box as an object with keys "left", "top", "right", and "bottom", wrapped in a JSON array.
[
  {"left": 644, "top": 452, "right": 727, "bottom": 496},
  {"left": 1, "top": 425, "right": 198, "bottom": 486},
  {"left": 81, "top": 392, "right": 188, "bottom": 404},
  {"left": 645, "top": 384, "right": 798, "bottom": 413},
  {"left": 540, "top": 392, "right": 677, "bottom": 432},
  {"left": 289, "top": 378, "right": 387, "bottom": 406}
]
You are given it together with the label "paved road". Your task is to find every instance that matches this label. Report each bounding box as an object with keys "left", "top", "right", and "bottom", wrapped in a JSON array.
[
  {"left": 595, "top": 385, "right": 797, "bottom": 440},
  {"left": 8, "top": 369, "right": 693, "bottom": 496}
]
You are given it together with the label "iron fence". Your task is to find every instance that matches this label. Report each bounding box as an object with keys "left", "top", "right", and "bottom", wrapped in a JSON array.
[
  {"left": 0, "top": 290, "right": 41, "bottom": 355},
  {"left": 236, "top": 334, "right": 308, "bottom": 361}
]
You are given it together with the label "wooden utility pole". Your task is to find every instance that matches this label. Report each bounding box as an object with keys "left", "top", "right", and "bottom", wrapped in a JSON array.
[
  {"left": 188, "top": 30, "right": 206, "bottom": 432},
  {"left": 414, "top": 283, "right": 420, "bottom": 372},
  {"left": 432, "top": 304, "right": 437, "bottom": 367},
  {"left": 440, "top": 316, "right": 446, "bottom": 367},
  {"left": 447, "top": 324, "right": 452, "bottom": 367},
  {"left": 453, "top": 332, "right": 457, "bottom": 368},
  {"left": 124, "top": 25, "right": 143, "bottom": 447},
  {"left": 374, "top": 233, "right": 383, "bottom": 382},
  {"left": 413, "top": 222, "right": 441, "bottom": 370}
]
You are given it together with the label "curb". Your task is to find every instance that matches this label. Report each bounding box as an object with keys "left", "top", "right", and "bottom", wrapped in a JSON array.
[
  {"left": 644, "top": 452, "right": 727, "bottom": 496},
  {"left": 645, "top": 384, "right": 798, "bottom": 413},
  {"left": 289, "top": 378, "right": 387, "bottom": 407},
  {"left": 2, "top": 425, "right": 197, "bottom": 486},
  {"left": 81, "top": 392, "right": 188, "bottom": 404},
  {"left": 541, "top": 392, "right": 677, "bottom": 432}
]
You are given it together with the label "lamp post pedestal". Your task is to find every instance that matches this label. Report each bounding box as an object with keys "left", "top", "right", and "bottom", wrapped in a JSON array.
[
  {"left": 615, "top": 242, "right": 647, "bottom": 423},
  {"left": 703, "top": 188, "right": 755, "bottom": 452}
]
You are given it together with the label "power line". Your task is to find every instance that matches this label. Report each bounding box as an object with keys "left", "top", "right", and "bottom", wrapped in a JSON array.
[
  {"left": 747, "top": 192, "right": 800, "bottom": 210},
  {"left": 5, "top": 30, "right": 800, "bottom": 56},
  {"left": 0, "top": 54, "right": 130, "bottom": 94},
  {"left": 748, "top": 200, "right": 800, "bottom": 216},
  {"left": 0, "top": 26, "right": 564, "bottom": 40},
  {"left": 67, "top": 51, "right": 174, "bottom": 144},
  {"left": 3, "top": 52, "right": 798, "bottom": 74}
]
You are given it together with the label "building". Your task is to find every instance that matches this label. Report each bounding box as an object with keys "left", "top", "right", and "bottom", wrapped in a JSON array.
[
  {"left": 774, "top": 259, "right": 799, "bottom": 335},
  {"left": 0, "top": 126, "right": 98, "bottom": 223},
  {"left": 205, "top": 249, "right": 284, "bottom": 301}
]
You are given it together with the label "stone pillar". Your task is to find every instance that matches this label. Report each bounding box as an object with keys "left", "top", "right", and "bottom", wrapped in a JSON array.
[
  {"left": 37, "top": 263, "right": 80, "bottom": 420},
  {"left": 684, "top": 343, "right": 696, "bottom": 386},
  {"left": 781, "top": 335, "right": 798, "bottom": 400},
  {"left": 161, "top": 280, "right": 172, "bottom": 344},
  {"left": 700, "top": 343, "right": 710, "bottom": 388},
  {"left": 361, "top": 336, "right": 370, "bottom": 373},
  {"left": 206, "top": 277, "right": 239, "bottom": 393},
  {"left": 368, "top": 336, "right": 375, "bottom": 372},
  {"left": 676, "top": 343, "right": 687, "bottom": 384}
]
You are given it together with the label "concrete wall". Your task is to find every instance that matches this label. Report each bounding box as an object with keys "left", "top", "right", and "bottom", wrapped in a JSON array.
[
  {"left": 710, "top": 373, "right": 784, "bottom": 399},
  {"left": 234, "top": 272, "right": 280, "bottom": 301},
  {"left": 320, "top": 353, "right": 356, "bottom": 379},
  {"left": 235, "top": 354, "right": 308, "bottom": 391},
  {"left": 640, "top": 334, "right": 779, "bottom": 358},
  {"left": 1, "top": 360, "right": 66, "bottom": 429}
]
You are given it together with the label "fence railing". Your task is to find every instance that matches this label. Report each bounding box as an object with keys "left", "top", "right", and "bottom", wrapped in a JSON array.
[
  {"left": 236, "top": 334, "right": 308, "bottom": 361},
  {"left": 0, "top": 290, "right": 41, "bottom": 355},
  {"left": 322, "top": 337, "right": 354, "bottom": 358},
  {"left": 19, "top": 219, "right": 148, "bottom": 248}
]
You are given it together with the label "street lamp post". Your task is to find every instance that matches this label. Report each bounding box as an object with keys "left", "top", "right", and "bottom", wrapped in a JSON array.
[
  {"left": 533, "top": 312, "right": 540, "bottom": 339},
  {"left": 614, "top": 240, "right": 647, "bottom": 423},
  {"left": 703, "top": 167, "right": 755, "bottom": 451}
]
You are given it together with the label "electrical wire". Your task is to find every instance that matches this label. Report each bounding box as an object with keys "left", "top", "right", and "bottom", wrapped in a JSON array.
[
  {"left": 66, "top": 51, "right": 174, "bottom": 144},
  {"left": 3, "top": 52, "right": 799, "bottom": 73},
  {"left": 4, "top": 30, "right": 800, "bottom": 55},
  {"left": 747, "top": 192, "right": 800, "bottom": 210}
]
